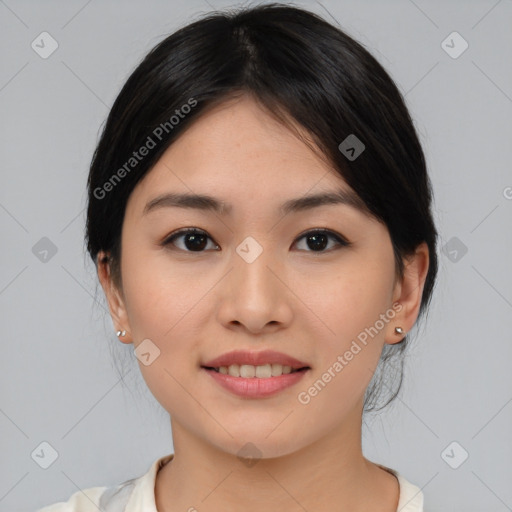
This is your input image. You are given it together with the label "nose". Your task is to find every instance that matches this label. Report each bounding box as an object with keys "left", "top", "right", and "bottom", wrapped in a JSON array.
[{"left": 216, "top": 244, "right": 293, "bottom": 335}]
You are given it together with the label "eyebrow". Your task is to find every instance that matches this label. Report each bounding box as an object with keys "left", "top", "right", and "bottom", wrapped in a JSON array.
[{"left": 143, "top": 188, "right": 369, "bottom": 217}]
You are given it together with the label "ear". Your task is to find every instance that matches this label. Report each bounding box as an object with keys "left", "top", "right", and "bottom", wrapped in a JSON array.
[
  {"left": 97, "top": 251, "right": 132, "bottom": 344},
  {"left": 386, "top": 242, "right": 430, "bottom": 345}
]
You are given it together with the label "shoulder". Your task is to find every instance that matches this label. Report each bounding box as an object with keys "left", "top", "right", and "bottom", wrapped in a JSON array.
[
  {"left": 376, "top": 463, "right": 424, "bottom": 512},
  {"left": 36, "top": 479, "right": 137, "bottom": 512},
  {"left": 395, "top": 473, "right": 424, "bottom": 511},
  {"left": 36, "top": 485, "right": 110, "bottom": 512},
  {"left": 36, "top": 454, "right": 174, "bottom": 512}
]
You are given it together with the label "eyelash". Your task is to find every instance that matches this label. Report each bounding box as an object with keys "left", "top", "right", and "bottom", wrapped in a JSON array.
[{"left": 161, "top": 227, "right": 351, "bottom": 254}]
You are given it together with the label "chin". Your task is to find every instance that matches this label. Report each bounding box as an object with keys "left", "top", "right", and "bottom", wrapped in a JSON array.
[{"left": 210, "top": 426, "right": 309, "bottom": 461}]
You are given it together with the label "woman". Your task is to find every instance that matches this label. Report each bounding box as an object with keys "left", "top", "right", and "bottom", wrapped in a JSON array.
[{"left": 39, "top": 3, "right": 437, "bottom": 511}]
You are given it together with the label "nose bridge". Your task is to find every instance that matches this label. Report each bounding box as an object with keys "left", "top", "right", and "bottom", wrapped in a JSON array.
[
  {"left": 217, "top": 234, "right": 292, "bottom": 333},
  {"left": 233, "top": 235, "right": 278, "bottom": 299}
]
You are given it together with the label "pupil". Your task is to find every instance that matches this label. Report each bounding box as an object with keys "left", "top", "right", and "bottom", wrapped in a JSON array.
[
  {"left": 308, "top": 233, "right": 327, "bottom": 251},
  {"left": 185, "top": 233, "right": 207, "bottom": 251}
]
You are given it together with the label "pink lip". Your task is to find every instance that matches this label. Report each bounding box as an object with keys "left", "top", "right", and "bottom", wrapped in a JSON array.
[
  {"left": 202, "top": 349, "right": 309, "bottom": 369},
  {"left": 203, "top": 367, "right": 309, "bottom": 398}
]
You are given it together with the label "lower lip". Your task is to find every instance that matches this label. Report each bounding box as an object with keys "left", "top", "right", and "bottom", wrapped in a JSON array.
[{"left": 202, "top": 367, "right": 309, "bottom": 398}]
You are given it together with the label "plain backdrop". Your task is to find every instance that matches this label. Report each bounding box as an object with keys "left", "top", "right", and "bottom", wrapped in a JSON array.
[{"left": 1, "top": 1, "right": 511, "bottom": 511}]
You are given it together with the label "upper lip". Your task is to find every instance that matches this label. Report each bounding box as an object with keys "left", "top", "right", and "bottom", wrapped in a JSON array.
[{"left": 202, "top": 350, "right": 310, "bottom": 369}]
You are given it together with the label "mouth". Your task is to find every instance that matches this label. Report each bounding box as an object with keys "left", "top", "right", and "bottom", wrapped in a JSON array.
[
  {"left": 200, "top": 350, "right": 311, "bottom": 398},
  {"left": 201, "top": 349, "right": 311, "bottom": 378},
  {"left": 201, "top": 365, "right": 310, "bottom": 398},
  {"left": 201, "top": 363, "right": 310, "bottom": 378}
]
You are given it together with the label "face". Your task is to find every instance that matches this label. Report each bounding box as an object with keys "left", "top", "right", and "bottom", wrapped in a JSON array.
[{"left": 99, "top": 95, "right": 428, "bottom": 459}]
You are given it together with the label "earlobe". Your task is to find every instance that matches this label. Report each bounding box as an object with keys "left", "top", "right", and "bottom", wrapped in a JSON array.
[
  {"left": 97, "top": 251, "right": 132, "bottom": 344},
  {"left": 386, "top": 242, "right": 429, "bottom": 345},
  {"left": 385, "top": 324, "right": 406, "bottom": 345}
]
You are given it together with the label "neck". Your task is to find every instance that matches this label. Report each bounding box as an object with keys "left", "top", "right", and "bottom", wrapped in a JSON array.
[{"left": 155, "top": 408, "right": 399, "bottom": 511}]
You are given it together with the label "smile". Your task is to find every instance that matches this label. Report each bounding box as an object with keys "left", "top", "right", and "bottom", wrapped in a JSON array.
[
  {"left": 208, "top": 363, "right": 304, "bottom": 378},
  {"left": 201, "top": 365, "right": 310, "bottom": 398}
]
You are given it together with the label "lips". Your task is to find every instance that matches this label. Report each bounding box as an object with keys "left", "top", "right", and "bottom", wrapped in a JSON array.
[{"left": 202, "top": 349, "right": 310, "bottom": 370}]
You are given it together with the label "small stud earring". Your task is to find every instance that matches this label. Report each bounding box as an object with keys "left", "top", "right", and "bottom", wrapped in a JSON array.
[
  {"left": 116, "top": 330, "right": 126, "bottom": 337},
  {"left": 394, "top": 326, "right": 404, "bottom": 335}
]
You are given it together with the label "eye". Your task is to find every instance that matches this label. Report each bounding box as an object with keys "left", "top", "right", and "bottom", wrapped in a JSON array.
[
  {"left": 162, "top": 228, "right": 350, "bottom": 253},
  {"left": 163, "top": 228, "right": 219, "bottom": 252},
  {"left": 293, "top": 229, "right": 351, "bottom": 252}
]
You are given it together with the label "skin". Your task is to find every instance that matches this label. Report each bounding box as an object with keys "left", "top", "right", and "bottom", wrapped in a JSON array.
[{"left": 98, "top": 94, "right": 429, "bottom": 511}]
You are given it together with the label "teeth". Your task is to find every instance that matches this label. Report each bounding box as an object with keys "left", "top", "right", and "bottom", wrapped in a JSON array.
[{"left": 215, "top": 363, "right": 298, "bottom": 378}]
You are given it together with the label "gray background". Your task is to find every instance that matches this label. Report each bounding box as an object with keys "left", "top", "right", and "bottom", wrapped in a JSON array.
[{"left": 1, "top": 0, "right": 511, "bottom": 510}]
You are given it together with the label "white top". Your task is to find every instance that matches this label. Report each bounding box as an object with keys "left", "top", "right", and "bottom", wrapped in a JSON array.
[{"left": 37, "top": 454, "right": 424, "bottom": 511}]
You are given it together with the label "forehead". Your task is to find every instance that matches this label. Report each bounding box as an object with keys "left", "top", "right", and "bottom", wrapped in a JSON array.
[{"left": 125, "top": 95, "right": 355, "bottom": 216}]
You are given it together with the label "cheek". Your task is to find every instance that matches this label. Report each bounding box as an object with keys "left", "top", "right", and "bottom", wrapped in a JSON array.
[
  {"left": 307, "top": 256, "right": 395, "bottom": 339},
  {"left": 300, "top": 251, "right": 396, "bottom": 403},
  {"left": 121, "top": 260, "right": 204, "bottom": 417},
  {"left": 294, "top": 270, "right": 391, "bottom": 422},
  {"left": 120, "top": 239, "right": 200, "bottom": 336},
  {"left": 120, "top": 237, "right": 210, "bottom": 361}
]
